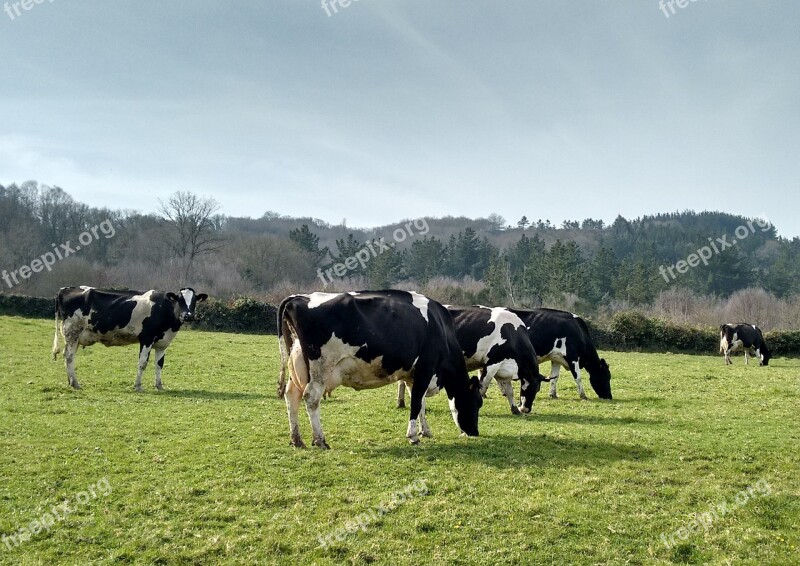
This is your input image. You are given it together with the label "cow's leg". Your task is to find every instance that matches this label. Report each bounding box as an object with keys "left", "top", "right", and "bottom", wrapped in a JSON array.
[
  {"left": 495, "top": 379, "right": 521, "bottom": 415},
  {"left": 479, "top": 366, "right": 499, "bottom": 398},
  {"left": 283, "top": 380, "right": 305, "bottom": 448},
  {"left": 418, "top": 397, "right": 433, "bottom": 438},
  {"left": 407, "top": 374, "right": 431, "bottom": 445},
  {"left": 744, "top": 350, "right": 749, "bottom": 365},
  {"left": 724, "top": 348, "right": 732, "bottom": 364},
  {"left": 153, "top": 348, "right": 166, "bottom": 390},
  {"left": 134, "top": 344, "right": 152, "bottom": 392},
  {"left": 548, "top": 362, "right": 562, "bottom": 398},
  {"left": 755, "top": 347, "right": 762, "bottom": 365},
  {"left": 571, "top": 361, "right": 588, "bottom": 400},
  {"left": 396, "top": 381, "right": 407, "bottom": 409},
  {"left": 64, "top": 339, "right": 80, "bottom": 389},
  {"left": 303, "top": 380, "right": 329, "bottom": 449}
]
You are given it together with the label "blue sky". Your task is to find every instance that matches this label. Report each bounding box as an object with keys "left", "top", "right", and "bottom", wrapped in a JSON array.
[{"left": 1, "top": 1, "right": 798, "bottom": 235}]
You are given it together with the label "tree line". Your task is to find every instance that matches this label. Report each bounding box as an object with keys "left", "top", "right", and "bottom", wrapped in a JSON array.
[{"left": 2, "top": 181, "right": 800, "bottom": 326}]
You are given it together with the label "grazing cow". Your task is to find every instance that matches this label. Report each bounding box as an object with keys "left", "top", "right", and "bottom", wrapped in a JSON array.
[
  {"left": 720, "top": 323, "right": 771, "bottom": 366},
  {"left": 52, "top": 286, "right": 207, "bottom": 390},
  {"left": 277, "top": 290, "right": 483, "bottom": 448},
  {"left": 397, "top": 305, "right": 547, "bottom": 415},
  {"left": 509, "top": 308, "right": 612, "bottom": 400}
]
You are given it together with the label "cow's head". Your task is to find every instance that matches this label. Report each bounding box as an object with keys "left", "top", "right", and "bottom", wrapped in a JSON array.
[
  {"left": 167, "top": 288, "right": 208, "bottom": 322},
  {"left": 589, "top": 358, "right": 613, "bottom": 400},
  {"left": 518, "top": 372, "right": 547, "bottom": 414},
  {"left": 449, "top": 376, "right": 483, "bottom": 436}
]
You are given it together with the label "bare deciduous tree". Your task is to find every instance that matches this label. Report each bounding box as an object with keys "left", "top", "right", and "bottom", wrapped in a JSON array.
[{"left": 159, "top": 191, "right": 225, "bottom": 279}]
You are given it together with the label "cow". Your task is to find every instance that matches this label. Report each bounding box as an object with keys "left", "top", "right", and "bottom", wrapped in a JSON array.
[
  {"left": 52, "top": 286, "right": 207, "bottom": 390},
  {"left": 509, "top": 308, "right": 612, "bottom": 400},
  {"left": 276, "top": 290, "right": 483, "bottom": 448},
  {"left": 397, "top": 305, "right": 547, "bottom": 415},
  {"left": 720, "top": 323, "right": 771, "bottom": 366}
]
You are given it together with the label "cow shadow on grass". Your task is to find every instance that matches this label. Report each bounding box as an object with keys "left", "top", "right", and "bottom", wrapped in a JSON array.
[
  {"left": 376, "top": 433, "right": 652, "bottom": 469},
  {"left": 490, "top": 412, "right": 663, "bottom": 426},
  {"left": 161, "top": 388, "right": 267, "bottom": 401}
]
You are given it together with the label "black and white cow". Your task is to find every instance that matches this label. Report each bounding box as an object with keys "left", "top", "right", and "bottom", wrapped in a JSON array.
[
  {"left": 277, "top": 290, "right": 483, "bottom": 448},
  {"left": 52, "top": 286, "right": 207, "bottom": 390},
  {"left": 397, "top": 305, "right": 547, "bottom": 415},
  {"left": 509, "top": 308, "right": 612, "bottom": 400},
  {"left": 720, "top": 323, "right": 772, "bottom": 366}
]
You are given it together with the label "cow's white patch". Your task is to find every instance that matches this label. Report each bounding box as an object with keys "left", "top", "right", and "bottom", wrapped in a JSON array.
[
  {"left": 311, "top": 333, "right": 413, "bottom": 392},
  {"left": 180, "top": 288, "right": 195, "bottom": 307},
  {"left": 79, "top": 286, "right": 94, "bottom": 291},
  {"left": 572, "top": 313, "right": 579, "bottom": 318},
  {"left": 409, "top": 291, "right": 429, "bottom": 322},
  {"left": 538, "top": 337, "right": 569, "bottom": 369},
  {"left": 448, "top": 397, "right": 460, "bottom": 429},
  {"left": 305, "top": 292, "right": 342, "bottom": 309},
  {"left": 471, "top": 307, "right": 525, "bottom": 364}
]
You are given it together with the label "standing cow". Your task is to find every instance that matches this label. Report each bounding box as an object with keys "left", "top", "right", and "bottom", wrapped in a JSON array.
[
  {"left": 509, "top": 308, "right": 612, "bottom": 400},
  {"left": 277, "top": 290, "right": 483, "bottom": 448},
  {"left": 720, "top": 323, "right": 771, "bottom": 365},
  {"left": 52, "top": 286, "right": 207, "bottom": 390},
  {"left": 397, "top": 305, "right": 547, "bottom": 415}
]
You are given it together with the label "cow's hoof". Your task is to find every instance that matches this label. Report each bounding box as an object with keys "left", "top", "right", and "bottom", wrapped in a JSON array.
[
  {"left": 290, "top": 438, "right": 306, "bottom": 449},
  {"left": 134, "top": 386, "right": 144, "bottom": 393},
  {"left": 549, "top": 393, "right": 558, "bottom": 399},
  {"left": 69, "top": 382, "right": 81, "bottom": 390},
  {"left": 510, "top": 405, "right": 521, "bottom": 415},
  {"left": 421, "top": 429, "right": 433, "bottom": 438},
  {"left": 580, "top": 395, "right": 588, "bottom": 401},
  {"left": 155, "top": 384, "right": 163, "bottom": 391},
  {"left": 396, "top": 400, "right": 406, "bottom": 409},
  {"left": 312, "top": 438, "right": 330, "bottom": 450},
  {"left": 409, "top": 438, "right": 421, "bottom": 445}
]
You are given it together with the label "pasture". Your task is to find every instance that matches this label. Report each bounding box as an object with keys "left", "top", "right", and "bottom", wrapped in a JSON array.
[{"left": 0, "top": 315, "right": 798, "bottom": 565}]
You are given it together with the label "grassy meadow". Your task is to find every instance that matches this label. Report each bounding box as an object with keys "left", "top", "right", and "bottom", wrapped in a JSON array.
[{"left": 0, "top": 315, "right": 798, "bottom": 565}]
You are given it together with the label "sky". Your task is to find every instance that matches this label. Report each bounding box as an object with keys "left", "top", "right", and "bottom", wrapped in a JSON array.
[{"left": 1, "top": 1, "right": 798, "bottom": 236}]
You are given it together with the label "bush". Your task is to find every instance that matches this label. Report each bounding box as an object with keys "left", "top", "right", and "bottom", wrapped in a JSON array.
[
  {"left": 763, "top": 331, "right": 800, "bottom": 358},
  {"left": 191, "top": 296, "right": 278, "bottom": 334},
  {"left": 609, "top": 311, "right": 718, "bottom": 353},
  {"left": 0, "top": 294, "right": 53, "bottom": 319}
]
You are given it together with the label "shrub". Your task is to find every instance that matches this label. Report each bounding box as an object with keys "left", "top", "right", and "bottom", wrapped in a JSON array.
[{"left": 0, "top": 294, "right": 53, "bottom": 319}]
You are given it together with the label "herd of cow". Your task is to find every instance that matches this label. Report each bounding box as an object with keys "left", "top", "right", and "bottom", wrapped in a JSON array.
[{"left": 50, "top": 286, "right": 772, "bottom": 449}]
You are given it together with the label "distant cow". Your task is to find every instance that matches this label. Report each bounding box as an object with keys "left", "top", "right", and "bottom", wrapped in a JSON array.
[
  {"left": 277, "top": 291, "right": 483, "bottom": 448},
  {"left": 509, "top": 308, "right": 612, "bottom": 400},
  {"left": 720, "top": 323, "right": 771, "bottom": 366},
  {"left": 52, "top": 286, "right": 207, "bottom": 390},
  {"left": 397, "top": 305, "right": 547, "bottom": 415}
]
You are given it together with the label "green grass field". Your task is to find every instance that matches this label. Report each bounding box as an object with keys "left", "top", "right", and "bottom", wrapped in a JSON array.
[{"left": 1, "top": 315, "right": 798, "bottom": 565}]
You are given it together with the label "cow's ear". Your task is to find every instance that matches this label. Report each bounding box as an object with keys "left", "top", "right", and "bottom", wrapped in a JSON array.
[
  {"left": 468, "top": 376, "right": 481, "bottom": 390},
  {"left": 197, "top": 293, "right": 208, "bottom": 302},
  {"left": 166, "top": 293, "right": 179, "bottom": 302}
]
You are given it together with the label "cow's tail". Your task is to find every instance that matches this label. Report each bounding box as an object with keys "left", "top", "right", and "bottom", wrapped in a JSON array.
[
  {"left": 52, "top": 291, "right": 63, "bottom": 360},
  {"left": 277, "top": 296, "right": 294, "bottom": 399}
]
